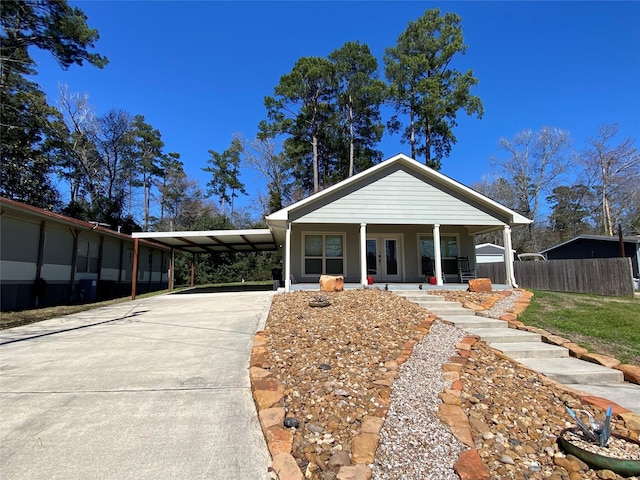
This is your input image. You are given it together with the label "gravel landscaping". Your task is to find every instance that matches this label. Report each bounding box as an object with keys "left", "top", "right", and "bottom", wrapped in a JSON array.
[{"left": 260, "top": 288, "right": 639, "bottom": 480}]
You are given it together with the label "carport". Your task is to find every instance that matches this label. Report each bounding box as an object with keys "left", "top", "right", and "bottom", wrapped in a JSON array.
[{"left": 131, "top": 229, "right": 279, "bottom": 299}]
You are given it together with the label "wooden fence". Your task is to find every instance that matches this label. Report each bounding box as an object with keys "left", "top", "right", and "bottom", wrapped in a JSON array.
[{"left": 477, "top": 257, "right": 635, "bottom": 297}]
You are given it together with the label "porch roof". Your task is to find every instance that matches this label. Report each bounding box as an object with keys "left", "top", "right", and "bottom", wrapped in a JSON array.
[{"left": 131, "top": 229, "right": 278, "bottom": 254}]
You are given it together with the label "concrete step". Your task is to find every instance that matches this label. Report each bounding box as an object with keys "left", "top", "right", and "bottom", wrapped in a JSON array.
[
  {"left": 418, "top": 302, "right": 471, "bottom": 320},
  {"left": 465, "top": 328, "right": 541, "bottom": 343},
  {"left": 516, "top": 357, "right": 624, "bottom": 384},
  {"left": 450, "top": 316, "right": 509, "bottom": 329},
  {"left": 395, "top": 293, "right": 445, "bottom": 302},
  {"left": 564, "top": 383, "right": 640, "bottom": 413},
  {"left": 491, "top": 342, "right": 569, "bottom": 359}
]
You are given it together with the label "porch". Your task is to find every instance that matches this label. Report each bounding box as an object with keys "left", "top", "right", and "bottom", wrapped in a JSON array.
[{"left": 286, "top": 282, "right": 514, "bottom": 292}]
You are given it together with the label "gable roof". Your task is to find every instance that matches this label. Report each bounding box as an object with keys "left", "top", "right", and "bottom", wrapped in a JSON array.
[
  {"left": 266, "top": 153, "right": 531, "bottom": 227},
  {"left": 541, "top": 235, "right": 640, "bottom": 253}
]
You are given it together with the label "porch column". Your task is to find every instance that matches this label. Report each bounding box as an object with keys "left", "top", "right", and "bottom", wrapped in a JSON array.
[
  {"left": 433, "top": 224, "right": 443, "bottom": 286},
  {"left": 503, "top": 225, "right": 518, "bottom": 288},
  {"left": 284, "top": 222, "right": 292, "bottom": 292},
  {"left": 360, "top": 223, "right": 367, "bottom": 287}
]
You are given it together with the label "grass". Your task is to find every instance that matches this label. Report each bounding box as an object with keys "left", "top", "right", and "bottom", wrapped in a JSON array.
[
  {"left": 0, "top": 281, "right": 275, "bottom": 330},
  {"left": 518, "top": 290, "right": 640, "bottom": 365}
]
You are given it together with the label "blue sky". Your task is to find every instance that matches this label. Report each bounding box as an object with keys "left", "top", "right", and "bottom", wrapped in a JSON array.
[{"left": 30, "top": 1, "right": 640, "bottom": 215}]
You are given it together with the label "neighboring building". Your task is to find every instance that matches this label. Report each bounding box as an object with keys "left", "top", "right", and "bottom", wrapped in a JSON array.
[
  {"left": 541, "top": 235, "right": 640, "bottom": 278},
  {"left": 1, "top": 197, "right": 170, "bottom": 312},
  {"left": 475, "top": 243, "right": 516, "bottom": 264}
]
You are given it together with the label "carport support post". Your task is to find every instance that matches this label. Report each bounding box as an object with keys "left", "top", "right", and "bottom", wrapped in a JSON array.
[
  {"left": 433, "top": 224, "right": 443, "bottom": 286},
  {"left": 132, "top": 237, "right": 139, "bottom": 300},
  {"left": 284, "top": 221, "right": 291, "bottom": 292},
  {"left": 360, "top": 223, "right": 367, "bottom": 287},
  {"left": 190, "top": 253, "right": 195, "bottom": 288},
  {"left": 503, "top": 225, "right": 518, "bottom": 288},
  {"left": 168, "top": 248, "right": 174, "bottom": 292}
]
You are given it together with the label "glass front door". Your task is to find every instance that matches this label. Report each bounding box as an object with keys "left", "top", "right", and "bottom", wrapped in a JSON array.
[{"left": 366, "top": 236, "right": 402, "bottom": 282}]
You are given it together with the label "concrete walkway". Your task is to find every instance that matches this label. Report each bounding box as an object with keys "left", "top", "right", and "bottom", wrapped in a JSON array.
[
  {"left": 396, "top": 291, "right": 640, "bottom": 415},
  {"left": 0, "top": 290, "right": 274, "bottom": 480}
]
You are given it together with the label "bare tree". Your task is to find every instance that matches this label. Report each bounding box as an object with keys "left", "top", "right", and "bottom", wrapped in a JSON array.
[
  {"left": 580, "top": 123, "right": 640, "bottom": 236},
  {"left": 242, "top": 135, "right": 292, "bottom": 214},
  {"left": 490, "top": 127, "right": 571, "bottom": 251}
]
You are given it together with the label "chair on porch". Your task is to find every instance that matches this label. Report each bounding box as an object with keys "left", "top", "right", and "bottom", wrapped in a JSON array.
[
  {"left": 421, "top": 256, "right": 434, "bottom": 281},
  {"left": 456, "top": 256, "right": 477, "bottom": 283}
]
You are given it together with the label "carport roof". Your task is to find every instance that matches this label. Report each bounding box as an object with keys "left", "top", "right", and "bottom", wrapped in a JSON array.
[{"left": 131, "top": 229, "right": 278, "bottom": 254}]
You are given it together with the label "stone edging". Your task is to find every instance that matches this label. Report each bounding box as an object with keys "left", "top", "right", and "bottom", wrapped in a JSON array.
[
  {"left": 437, "top": 289, "right": 640, "bottom": 480},
  {"left": 249, "top": 312, "right": 436, "bottom": 480},
  {"left": 249, "top": 289, "right": 639, "bottom": 480}
]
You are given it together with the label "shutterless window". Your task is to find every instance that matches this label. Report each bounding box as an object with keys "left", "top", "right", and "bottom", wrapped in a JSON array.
[
  {"left": 419, "top": 235, "right": 458, "bottom": 258},
  {"left": 77, "top": 241, "right": 99, "bottom": 273},
  {"left": 304, "top": 234, "right": 344, "bottom": 275}
]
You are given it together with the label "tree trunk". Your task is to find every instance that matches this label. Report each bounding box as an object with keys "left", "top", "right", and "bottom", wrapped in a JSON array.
[
  {"left": 312, "top": 134, "right": 319, "bottom": 193},
  {"left": 348, "top": 100, "right": 355, "bottom": 177}
]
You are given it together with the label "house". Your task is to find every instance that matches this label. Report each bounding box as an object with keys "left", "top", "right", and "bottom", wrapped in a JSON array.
[
  {"left": 0, "top": 197, "right": 171, "bottom": 312},
  {"left": 264, "top": 154, "right": 531, "bottom": 290},
  {"left": 132, "top": 154, "right": 531, "bottom": 293},
  {"left": 541, "top": 235, "right": 640, "bottom": 278},
  {"left": 475, "top": 243, "right": 516, "bottom": 264}
]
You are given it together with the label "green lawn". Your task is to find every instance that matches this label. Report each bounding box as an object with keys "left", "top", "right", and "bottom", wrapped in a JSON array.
[{"left": 518, "top": 290, "right": 640, "bottom": 365}]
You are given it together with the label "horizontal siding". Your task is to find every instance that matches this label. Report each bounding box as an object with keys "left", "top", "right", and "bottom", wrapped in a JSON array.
[{"left": 294, "top": 170, "right": 504, "bottom": 225}]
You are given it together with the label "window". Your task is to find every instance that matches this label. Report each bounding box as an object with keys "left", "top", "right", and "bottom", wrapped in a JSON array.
[
  {"left": 77, "top": 241, "right": 100, "bottom": 273},
  {"left": 304, "top": 234, "right": 344, "bottom": 276},
  {"left": 418, "top": 235, "right": 459, "bottom": 259}
]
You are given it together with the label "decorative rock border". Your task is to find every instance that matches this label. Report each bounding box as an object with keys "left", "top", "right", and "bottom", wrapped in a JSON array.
[
  {"left": 249, "top": 312, "right": 436, "bottom": 480},
  {"left": 436, "top": 288, "right": 640, "bottom": 480},
  {"left": 249, "top": 289, "right": 638, "bottom": 480}
]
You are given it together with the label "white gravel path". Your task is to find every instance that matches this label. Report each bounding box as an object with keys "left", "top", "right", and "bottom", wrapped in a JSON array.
[
  {"left": 372, "top": 291, "right": 523, "bottom": 479},
  {"left": 372, "top": 320, "right": 467, "bottom": 480}
]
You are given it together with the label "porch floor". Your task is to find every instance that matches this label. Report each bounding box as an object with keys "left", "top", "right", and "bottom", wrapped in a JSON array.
[{"left": 287, "top": 282, "right": 513, "bottom": 292}]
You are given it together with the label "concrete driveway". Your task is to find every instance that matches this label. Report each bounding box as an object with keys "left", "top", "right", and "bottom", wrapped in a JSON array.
[{"left": 0, "top": 290, "right": 274, "bottom": 480}]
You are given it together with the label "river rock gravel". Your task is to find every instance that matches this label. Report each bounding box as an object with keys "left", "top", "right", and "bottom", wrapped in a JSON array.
[{"left": 262, "top": 288, "right": 639, "bottom": 480}]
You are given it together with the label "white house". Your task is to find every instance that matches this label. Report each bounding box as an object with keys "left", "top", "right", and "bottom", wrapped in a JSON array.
[
  {"left": 133, "top": 154, "right": 532, "bottom": 293},
  {"left": 265, "top": 154, "right": 531, "bottom": 290}
]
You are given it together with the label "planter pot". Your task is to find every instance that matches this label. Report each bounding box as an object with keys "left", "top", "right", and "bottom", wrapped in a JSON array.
[{"left": 558, "top": 428, "right": 640, "bottom": 477}]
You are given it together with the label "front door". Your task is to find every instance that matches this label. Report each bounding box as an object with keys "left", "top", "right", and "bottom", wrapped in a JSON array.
[{"left": 366, "top": 235, "right": 403, "bottom": 282}]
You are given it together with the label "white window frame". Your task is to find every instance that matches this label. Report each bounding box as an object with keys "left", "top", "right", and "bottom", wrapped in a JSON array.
[{"left": 302, "top": 232, "right": 346, "bottom": 277}]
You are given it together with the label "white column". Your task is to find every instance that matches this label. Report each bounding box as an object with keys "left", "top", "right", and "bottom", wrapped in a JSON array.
[
  {"left": 284, "top": 222, "right": 292, "bottom": 292},
  {"left": 360, "top": 223, "right": 367, "bottom": 287},
  {"left": 503, "top": 225, "right": 518, "bottom": 288},
  {"left": 433, "top": 224, "right": 443, "bottom": 286}
]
